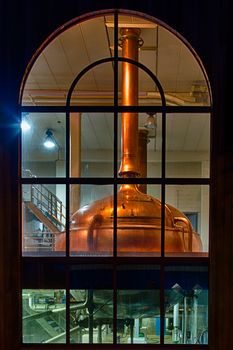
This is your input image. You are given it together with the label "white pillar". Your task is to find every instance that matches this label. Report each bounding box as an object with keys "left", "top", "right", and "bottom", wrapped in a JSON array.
[
  {"left": 173, "top": 303, "right": 180, "bottom": 343},
  {"left": 134, "top": 318, "right": 140, "bottom": 338},
  {"left": 56, "top": 160, "right": 66, "bottom": 223},
  {"left": 192, "top": 296, "right": 198, "bottom": 344},
  {"left": 70, "top": 113, "right": 81, "bottom": 215}
]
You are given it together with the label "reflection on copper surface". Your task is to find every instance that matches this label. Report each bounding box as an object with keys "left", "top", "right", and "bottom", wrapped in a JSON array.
[
  {"left": 137, "top": 129, "right": 149, "bottom": 193},
  {"left": 55, "top": 26, "right": 202, "bottom": 255}
]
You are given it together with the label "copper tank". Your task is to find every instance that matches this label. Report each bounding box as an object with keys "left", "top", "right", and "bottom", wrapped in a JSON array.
[{"left": 55, "top": 28, "right": 202, "bottom": 255}]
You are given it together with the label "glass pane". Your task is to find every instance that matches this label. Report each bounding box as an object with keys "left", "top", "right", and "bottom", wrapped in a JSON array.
[
  {"left": 69, "top": 264, "right": 113, "bottom": 343},
  {"left": 158, "top": 27, "right": 210, "bottom": 107},
  {"left": 118, "top": 113, "right": 162, "bottom": 178},
  {"left": 106, "top": 14, "right": 161, "bottom": 106},
  {"left": 70, "top": 113, "right": 113, "bottom": 178},
  {"left": 22, "top": 14, "right": 114, "bottom": 106},
  {"left": 165, "top": 185, "right": 209, "bottom": 256},
  {"left": 117, "top": 265, "right": 160, "bottom": 344},
  {"left": 22, "top": 289, "right": 66, "bottom": 343},
  {"left": 70, "top": 265, "right": 113, "bottom": 289},
  {"left": 166, "top": 114, "right": 210, "bottom": 178},
  {"left": 22, "top": 261, "right": 66, "bottom": 289},
  {"left": 21, "top": 113, "right": 66, "bottom": 178},
  {"left": 70, "top": 63, "right": 114, "bottom": 106},
  {"left": 164, "top": 264, "right": 208, "bottom": 344},
  {"left": 22, "top": 184, "right": 66, "bottom": 256},
  {"left": 142, "top": 113, "right": 162, "bottom": 178},
  {"left": 113, "top": 14, "right": 210, "bottom": 107},
  {"left": 70, "top": 290, "right": 113, "bottom": 343},
  {"left": 118, "top": 63, "right": 162, "bottom": 107},
  {"left": 117, "top": 185, "right": 161, "bottom": 256},
  {"left": 69, "top": 185, "right": 113, "bottom": 256}
]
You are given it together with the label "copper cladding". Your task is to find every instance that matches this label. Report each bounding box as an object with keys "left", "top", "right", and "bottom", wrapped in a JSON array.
[{"left": 137, "top": 129, "right": 149, "bottom": 193}]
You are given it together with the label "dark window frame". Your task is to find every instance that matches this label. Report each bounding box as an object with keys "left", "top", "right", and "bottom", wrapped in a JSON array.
[{"left": 20, "top": 9, "right": 211, "bottom": 349}]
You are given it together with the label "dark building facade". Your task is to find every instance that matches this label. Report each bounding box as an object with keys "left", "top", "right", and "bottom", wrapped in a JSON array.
[{"left": 0, "top": 1, "right": 232, "bottom": 349}]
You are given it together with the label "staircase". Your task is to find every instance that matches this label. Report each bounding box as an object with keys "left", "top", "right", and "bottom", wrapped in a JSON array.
[
  {"left": 23, "top": 297, "right": 66, "bottom": 343},
  {"left": 23, "top": 182, "right": 66, "bottom": 252},
  {"left": 24, "top": 184, "right": 66, "bottom": 233}
]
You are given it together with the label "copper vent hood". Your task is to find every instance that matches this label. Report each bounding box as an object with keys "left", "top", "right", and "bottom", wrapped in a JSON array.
[{"left": 56, "top": 28, "right": 202, "bottom": 255}]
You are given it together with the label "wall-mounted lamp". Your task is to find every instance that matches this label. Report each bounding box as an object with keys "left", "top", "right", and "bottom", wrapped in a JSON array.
[
  {"left": 21, "top": 113, "right": 31, "bottom": 132},
  {"left": 144, "top": 113, "right": 157, "bottom": 145},
  {"left": 43, "top": 129, "right": 57, "bottom": 149},
  {"left": 144, "top": 113, "right": 157, "bottom": 130}
]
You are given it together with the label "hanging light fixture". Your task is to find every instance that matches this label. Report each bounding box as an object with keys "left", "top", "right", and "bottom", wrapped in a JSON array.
[
  {"left": 144, "top": 113, "right": 157, "bottom": 144},
  {"left": 43, "top": 129, "right": 56, "bottom": 149}
]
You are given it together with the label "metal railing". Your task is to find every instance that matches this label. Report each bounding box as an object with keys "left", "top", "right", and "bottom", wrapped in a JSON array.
[
  {"left": 28, "top": 184, "right": 66, "bottom": 232},
  {"left": 23, "top": 231, "right": 56, "bottom": 252}
]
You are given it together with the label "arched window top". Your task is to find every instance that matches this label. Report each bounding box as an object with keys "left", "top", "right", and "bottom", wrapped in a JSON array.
[{"left": 20, "top": 9, "right": 211, "bottom": 107}]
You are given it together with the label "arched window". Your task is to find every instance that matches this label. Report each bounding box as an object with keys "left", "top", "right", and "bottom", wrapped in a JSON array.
[{"left": 20, "top": 9, "right": 211, "bottom": 347}]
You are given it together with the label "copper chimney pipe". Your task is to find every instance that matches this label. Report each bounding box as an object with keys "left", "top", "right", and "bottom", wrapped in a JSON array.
[{"left": 118, "top": 28, "right": 141, "bottom": 177}]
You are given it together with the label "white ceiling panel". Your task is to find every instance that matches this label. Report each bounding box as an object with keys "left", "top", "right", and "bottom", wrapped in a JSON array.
[
  {"left": 195, "top": 117, "right": 210, "bottom": 151},
  {"left": 59, "top": 24, "right": 90, "bottom": 77},
  {"left": 80, "top": 17, "right": 112, "bottom": 62},
  {"left": 166, "top": 114, "right": 210, "bottom": 152},
  {"left": 177, "top": 44, "right": 207, "bottom": 87},
  {"left": 92, "top": 64, "right": 114, "bottom": 91},
  {"left": 166, "top": 115, "right": 190, "bottom": 151},
  {"left": 43, "top": 39, "right": 72, "bottom": 79},
  {"left": 182, "top": 116, "right": 205, "bottom": 151},
  {"left": 157, "top": 27, "right": 181, "bottom": 91}
]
